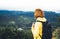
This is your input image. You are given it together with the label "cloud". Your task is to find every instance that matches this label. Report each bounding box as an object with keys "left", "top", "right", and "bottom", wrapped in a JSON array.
[{"left": 0, "top": 0, "right": 60, "bottom": 12}]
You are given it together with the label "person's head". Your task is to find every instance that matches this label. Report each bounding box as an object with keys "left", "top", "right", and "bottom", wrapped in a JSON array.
[{"left": 34, "top": 9, "right": 44, "bottom": 18}]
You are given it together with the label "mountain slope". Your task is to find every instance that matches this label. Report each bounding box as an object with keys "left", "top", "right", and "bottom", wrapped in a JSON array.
[{"left": 0, "top": 10, "right": 60, "bottom": 28}]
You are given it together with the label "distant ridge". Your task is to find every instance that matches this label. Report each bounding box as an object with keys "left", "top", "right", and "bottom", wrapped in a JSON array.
[{"left": 0, "top": 10, "right": 60, "bottom": 28}]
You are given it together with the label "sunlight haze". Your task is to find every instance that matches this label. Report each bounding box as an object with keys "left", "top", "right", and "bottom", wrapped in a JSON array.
[{"left": 0, "top": 0, "right": 60, "bottom": 12}]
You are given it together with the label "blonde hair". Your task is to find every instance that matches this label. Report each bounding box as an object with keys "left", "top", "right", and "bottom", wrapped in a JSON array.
[{"left": 34, "top": 9, "right": 44, "bottom": 18}]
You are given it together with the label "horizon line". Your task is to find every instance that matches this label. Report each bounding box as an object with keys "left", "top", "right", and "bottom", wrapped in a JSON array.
[{"left": 0, "top": 9, "right": 60, "bottom": 13}]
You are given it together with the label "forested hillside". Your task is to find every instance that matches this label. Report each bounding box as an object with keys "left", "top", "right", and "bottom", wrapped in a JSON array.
[{"left": 0, "top": 10, "right": 60, "bottom": 29}]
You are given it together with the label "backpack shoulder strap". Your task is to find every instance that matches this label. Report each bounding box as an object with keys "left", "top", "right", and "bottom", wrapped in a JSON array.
[
  {"left": 36, "top": 20, "right": 43, "bottom": 22},
  {"left": 36, "top": 20, "right": 47, "bottom": 23}
]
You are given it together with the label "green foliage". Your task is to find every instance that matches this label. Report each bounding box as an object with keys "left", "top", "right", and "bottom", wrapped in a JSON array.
[
  {"left": 0, "top": 27, "right": 33, "bottom": 39},
  {"left": 57, "top": 17, "right": 60, "bottom": 22},
  {"left": 52, "top": 28, "right": 60, "bottom": 39}
]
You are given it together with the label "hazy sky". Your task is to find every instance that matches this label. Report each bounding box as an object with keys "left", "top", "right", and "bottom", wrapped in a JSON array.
[{"left": 0, "top": 0, "right": 60, "bottom": 12}]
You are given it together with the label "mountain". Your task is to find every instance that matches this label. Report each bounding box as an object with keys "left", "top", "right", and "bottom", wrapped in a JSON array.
[{"left": 0, "top": 10, "right": 60, "bottom": 28}]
